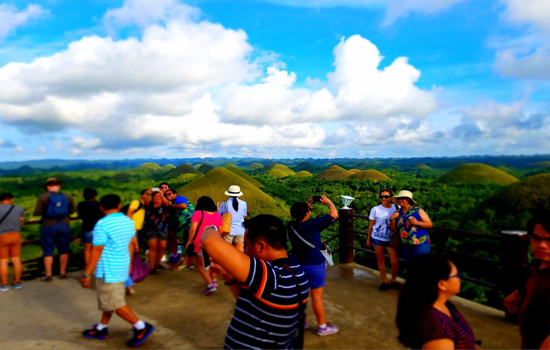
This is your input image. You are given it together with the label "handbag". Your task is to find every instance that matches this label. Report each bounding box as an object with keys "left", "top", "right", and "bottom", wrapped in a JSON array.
[
  {"left": 220, "top": 201, "right": 232, "bottom": 235},
  {"left": 130, "top": 252, "right": 149, "bottom": 283},
  {"left": 390, "top": 205, "right": 401, "bottom": 249},
  {"left": 186, "top": 210, "right": 204, "bottom": 258},
  {"left": 290, "top": 225, "right": 334, "bottom": 267}
]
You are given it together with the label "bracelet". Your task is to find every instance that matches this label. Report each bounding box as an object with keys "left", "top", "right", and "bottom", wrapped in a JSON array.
[
  {"left": 328, "top": 204, "right": 335, "bottom": 207},
  {"left": 224, "top": 279, "right": 238, "bottom": 286},
  {"left": 82, "top": 273, "right": 91, "bottom": 278}
]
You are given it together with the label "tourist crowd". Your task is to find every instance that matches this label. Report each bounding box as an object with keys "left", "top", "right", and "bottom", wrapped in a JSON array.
[{"left": 0, "top": 177, "right": 549, "bottom": 349}]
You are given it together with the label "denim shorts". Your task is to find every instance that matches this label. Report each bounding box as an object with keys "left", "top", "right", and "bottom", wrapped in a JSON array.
[
  {"left": 371, "top": 237, "right": 391, "bottom": 247},
  {"left": 82, "top": 231, "right": 93, "bottom": 244},
  {"left": 40, "top": 222, "right": 71, "bottom": 257},
  {"left": 301, "top": 262, "right": 326, "bottom": 289}
]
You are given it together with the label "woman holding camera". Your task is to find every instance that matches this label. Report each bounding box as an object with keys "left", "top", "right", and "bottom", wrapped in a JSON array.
[
  {"left": 144, "top": 191, "right": 173, "bottom": 275},
  {"left": 289, "top": 195, "right": 339, "bottom": 336},
  {"left": 389, "top": 190, "right": 433, "bottom": 264}
]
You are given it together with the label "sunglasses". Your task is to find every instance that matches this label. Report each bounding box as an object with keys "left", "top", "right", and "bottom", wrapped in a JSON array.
[
  {"left": 448, "top": 271, "right": 463, "bottom": 279},
  {"left": 379, "top": 195, "right": 391, "bottom": 199},
  {"left": 144, "top": 193, "right": 152, "bottom": 196},
  {"left": 160, "top": 186, "right": 169, "bottom": 189},
  {"left": 164, "top": 192, "right": 173, "bottom": 197},
  {"left": 395, "top": 197, "right": 408, "bottom": 201},
  {"left": 530, "top": 234, "right": 550, "bottom": 244}
]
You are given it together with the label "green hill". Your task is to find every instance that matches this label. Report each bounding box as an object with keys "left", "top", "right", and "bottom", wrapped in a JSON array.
[
  {"left": 294, "top": 162, "right": 316, "bottom": 172},
  {"left": 137, "top": 163, "right": 161, "bottom": 170},
  {"left": 247, "top": 162, "right": 264, "bottom": 170},
  {"left": 435, "top": 164, "right": 519, "bottom": 185},
  {"left": 197, "top": 164, "right": 215, "bottom": 174},
  {"left": 176, "top": 168, "right": 289, "bottom": 218},
  {"left": 482, "top": 173, "right": 550, "bottom": 213},
  {"left": 162, "top": 164, "right": 176, "bottom": 171},
  {"left": 529, "top": 161, "right": 550, "bottom": 169},
  {"left": 295, "top": 171, "right": 313, "bottom": 178},
  {"left": 163, "top": 163, "right": 201, "bottom": 179},
  {"left": 226, "top": 167, "right": 264, "bottom": 188},
  {"left": 193, "top": 164, "right": 201, "bottom": 169},
  {"left": 224, "top": 162, "right": 239, "bottom": 169},
  {"left": 267, "top": 169, "right": 289, "bottom": 178},
  {"left": 316, "top": 165, "right": 350, "bottom": 180},
  {"left": 414, "top": 163, "right": 431, "bottom": 170},
  {"left": 269, "top": 164, "right": 295, "bottom": 176},
  {"left": 112, "top": 172, "right": 134, "bottom": 183},
  {"left": 349, "top": 170, "right": 392, "bottom": 182},
  {"left": 265, "top": 163, "right": 277, "bottom": 170}
]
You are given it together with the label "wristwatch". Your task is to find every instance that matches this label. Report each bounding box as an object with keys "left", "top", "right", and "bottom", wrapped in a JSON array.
[{"left": 82, "top": 273, "right": 91, "bottom": 278}]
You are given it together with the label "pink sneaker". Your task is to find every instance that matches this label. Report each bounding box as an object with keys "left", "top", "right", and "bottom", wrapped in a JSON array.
[
  {"left": 202, "top": 284, "right": 217, "bottom": 295},
  {"left": 317, "top": 323, "right": 338, "bottom": 336}
]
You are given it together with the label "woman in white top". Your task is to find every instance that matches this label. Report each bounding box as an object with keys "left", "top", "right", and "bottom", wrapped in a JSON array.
[
  {"left": 219, "top": 185, "right": 248, "bottom": 253},
  {"left": 366, "top": 189, "right": 401, "bottom": 291}
]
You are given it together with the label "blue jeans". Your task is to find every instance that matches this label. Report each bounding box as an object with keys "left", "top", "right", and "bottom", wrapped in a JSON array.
[
  {"left": 371, "top": 237, "right": 391, "bottom": 247},
  {"left": 402, "top": 243, "right": 431, "bottom": 264}
]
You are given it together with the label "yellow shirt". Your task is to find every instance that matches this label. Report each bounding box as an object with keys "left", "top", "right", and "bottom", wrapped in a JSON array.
[{"left": 130, "top": 200, "right": 145, "bottom": 230}]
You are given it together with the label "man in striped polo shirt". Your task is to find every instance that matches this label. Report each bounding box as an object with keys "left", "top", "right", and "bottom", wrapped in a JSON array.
[
  {"left": 80, "top": 194, "right": 155, "bottom": 347},
  {"left": 201, "top": 214, "right": 310, "bottom": 349}
]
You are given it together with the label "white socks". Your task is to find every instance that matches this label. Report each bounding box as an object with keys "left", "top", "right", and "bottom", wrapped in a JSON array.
[
  {"left": 318, "top": 324, "right": 327, "bottom": 329},
  {"left": 96, "top": 323, "right": 108, "bottom": 331},
  {"left": 133, "top": 320, "right": 146, "bottom": 330}
]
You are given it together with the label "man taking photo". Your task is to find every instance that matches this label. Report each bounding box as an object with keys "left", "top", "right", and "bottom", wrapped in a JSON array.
[{"left": 201, "top": 214, "right": 309, "bottom": 349}]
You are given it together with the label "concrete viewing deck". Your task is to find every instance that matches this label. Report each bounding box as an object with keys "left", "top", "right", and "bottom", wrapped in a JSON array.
[{"left": 0, "top": 263, "right": 520, "bottom": 349}]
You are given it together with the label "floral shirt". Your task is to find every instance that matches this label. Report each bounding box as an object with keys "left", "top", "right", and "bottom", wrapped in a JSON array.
[{"left": 396, "top": 206, "right": 430, "bottom": 246}]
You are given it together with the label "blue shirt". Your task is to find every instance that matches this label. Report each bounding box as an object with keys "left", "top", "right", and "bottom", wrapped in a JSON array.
[
  {"left": 289, "top": 214, "right": 334, "bottom": 266},
  {"left": 93, "top": 212, "right": 135, "bottom": 283},
  {"left": 219, "top": 198, "right": 248, "bottom": 236}
]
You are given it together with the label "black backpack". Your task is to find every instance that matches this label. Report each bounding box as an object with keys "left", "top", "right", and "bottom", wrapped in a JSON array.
[{"left": 121, "top": 200, "right": 143, "bottom": 216}]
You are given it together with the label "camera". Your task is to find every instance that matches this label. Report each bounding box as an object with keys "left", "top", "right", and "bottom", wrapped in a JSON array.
[{"left": 312, "top": 195, "right": 322, "bottom": 203}]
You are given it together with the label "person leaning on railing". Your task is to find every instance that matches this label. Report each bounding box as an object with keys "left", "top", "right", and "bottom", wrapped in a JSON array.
[
  {"left": 0, "top": 193, "right": 25, "bottom": 291},
  {"left": 389, "top": 190, "right": 433, "bottom": 264},
  {"left": 396, "top": 254, "right": 478, "bottom": 349}
]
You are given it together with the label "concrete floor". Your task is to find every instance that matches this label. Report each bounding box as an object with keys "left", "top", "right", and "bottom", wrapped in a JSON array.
[{"left": 0, "top": 263, "right": 520, "bottom": 349}]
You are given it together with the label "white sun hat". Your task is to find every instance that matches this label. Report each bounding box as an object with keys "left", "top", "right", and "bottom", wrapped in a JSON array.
[
  {"left": 225, "top": 185, "right": 243, "bottom": 197},
  {"left": 392, "top": 190, "right": 417, "bottom": 204}
]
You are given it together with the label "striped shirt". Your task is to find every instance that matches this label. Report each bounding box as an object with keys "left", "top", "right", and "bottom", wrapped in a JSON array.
[
  {"left": 413, "top": 305, "right": 476, "bottom": 349},
  {"left": 93, "top": 212, "right": 135, "bottom": 283},
  {"left": 224, "top": 257, "right": 310, "bottom": 350}
]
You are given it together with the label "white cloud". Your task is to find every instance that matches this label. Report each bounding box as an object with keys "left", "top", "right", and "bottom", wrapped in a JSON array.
[
  {"left": 72, "top": 136, "right": 102, "bottom": 149},
  {"left": 261, "top": 0, "right": 470, "bottom": 26},
  {"left": 37, "top": 145, "right": 46, "bottom": 153},
  {"left": 14, "top": 146, "right": 24, "bottom": 152},
  {"left": 104, "top": 0, "right": 199, "bottom": 28},
  {"left": 0, "top": 4, "right": 46, "bottom": 39},
  {"left": 494, "top": 0, "right": 550, "bottom": 80}
]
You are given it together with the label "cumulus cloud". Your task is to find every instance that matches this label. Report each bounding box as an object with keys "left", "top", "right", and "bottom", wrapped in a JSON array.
[
  {"left": 495, "top": 0, "right": 550, "bottom": 80},
  {"left": 0, "top": 139, "right": 16, "bottom": 148},
  {"left": 0, "top": 0, "right": 437, "bottom": 156},
  {"left": 37, "top": 146, "right": 46, "bottom": 153},
  {"left": 261, "top": 0, "right": 469, "bottom": 25},
  {"left": 220, "top": 36, "right": 437, "bottom": 125},
  {"left": 0, "top": 3, "right": 46, "bottom": 39}
]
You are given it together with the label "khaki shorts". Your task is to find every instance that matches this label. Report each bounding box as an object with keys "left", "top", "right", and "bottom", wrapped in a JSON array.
[
  {"left": 223, "top": 235, "right": 244, "bottom": 244},
  {"left": 96, "top": 278, "right": 126, "bottom": 311}
]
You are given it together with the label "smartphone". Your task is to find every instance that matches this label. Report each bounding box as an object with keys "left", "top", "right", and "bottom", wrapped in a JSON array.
[
  {"left": 152, "top": 187, "right": 160, "bottom": 192},
  {"left": 312, "top": 195, "right": 322, "bottom": 203},
  {"left": 202, "top": 248, "right": 211, "bottom": 271}
]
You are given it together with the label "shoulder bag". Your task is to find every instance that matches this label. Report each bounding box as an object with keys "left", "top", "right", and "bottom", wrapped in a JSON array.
[
  {"left": 278, "top": 263, "right": 306, "bottom": 350},
  {"left": 220, "top": 201, "right": 232, "bottom": 235},
  {"left": 186, "top": 210, "right": 204, "bottom": 258},
  {"left": 290, "top": 225, "right": 334, "bottom": 267},
  {"left": 390, "top": 205, "right": 401, "bottom": 249},
  {"left": 0, "top": 205, "right": 15, "bottom": 226}
]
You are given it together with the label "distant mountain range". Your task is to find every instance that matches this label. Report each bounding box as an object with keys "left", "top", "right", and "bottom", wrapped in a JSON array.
[{"left": 1, "top": 155, "right": 549, "bottom": 173}]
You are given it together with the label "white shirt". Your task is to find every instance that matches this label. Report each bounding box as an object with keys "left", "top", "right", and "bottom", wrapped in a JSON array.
[
  {"left": 219, "top": 198, "right": 247, "bottom": 236},
  {"left": 369, "top": 204, "right": 397, "bottom": 241}
]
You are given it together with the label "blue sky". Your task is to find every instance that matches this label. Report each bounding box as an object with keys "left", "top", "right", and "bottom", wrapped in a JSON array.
[{"left": 0, "top": 0, "right": 548, "bottom": 161}]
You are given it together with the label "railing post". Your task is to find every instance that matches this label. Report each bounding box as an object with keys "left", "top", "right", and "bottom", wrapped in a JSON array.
[
  {"left": 499, "top": 230, "right": 529, "bottom": 323},
  {"left": 338, "top": 208, "right": 354, "bottom": 264}
]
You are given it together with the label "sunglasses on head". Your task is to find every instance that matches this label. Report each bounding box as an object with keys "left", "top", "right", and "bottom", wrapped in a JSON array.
[
  {"left": 379, "top": 195, "right": 391, "bottom": 199},
  {"left": 160, "top": 185, "right": 169, "bottom": 189}
]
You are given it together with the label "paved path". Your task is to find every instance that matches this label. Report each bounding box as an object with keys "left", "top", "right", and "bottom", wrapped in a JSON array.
[{"left": 0, "top": 263, "right": 520, "bottom": 349}]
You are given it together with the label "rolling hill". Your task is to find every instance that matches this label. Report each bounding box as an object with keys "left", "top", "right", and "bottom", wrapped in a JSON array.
[
  {"left": 197, "top": 164, "right": 215, "bottom": 174},
  {"left": 265, "top": 164, "right": 295, "bottom": 176},
  {"left": 176, "top": 168, "right": 289, "bottom": 218},
  {"left": 225, "top": 167, "right": 264, "bottom": 188},
  {"left": 247, "top": 162, "right": 264, "bottom": 170},
  {"left": 435, "top": 164, "right": 519, "bottom": 185},
  {"left": 414, "top": 163, "right": 431, "bottom": 170},
  {"left": 163, "top": 163, "right": 201, "bottom": 179},
  {"left": 295, "top": 171, "right": 313, "bottom": 177},
  {"left": 529, "top": 161, "right": 550, "bottom": 169},
  {"left": 349, "top": 170, "right": 392, "bottom": 182},
  {"left": 267, "top": 169, "right": 289, "bottom": 178},
  {"left": 315, "top": 165, "right": 351, "bottom": 180}
]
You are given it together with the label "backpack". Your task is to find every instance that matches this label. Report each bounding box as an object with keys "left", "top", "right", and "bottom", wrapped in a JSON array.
[
  {"left": 47, "top": 192, "right": 70, "bottom": 219},
  {"left": 121, "top": 200, "right": 143, "bottom": 216}
]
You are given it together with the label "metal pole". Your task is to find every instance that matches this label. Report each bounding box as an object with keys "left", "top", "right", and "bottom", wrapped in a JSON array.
[{"left": 338, "top": 208, "right": 355, "bottom": 264}]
